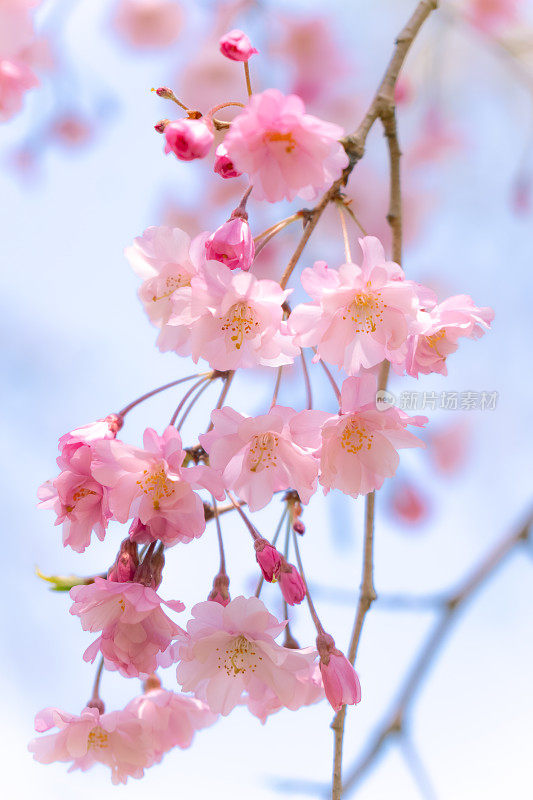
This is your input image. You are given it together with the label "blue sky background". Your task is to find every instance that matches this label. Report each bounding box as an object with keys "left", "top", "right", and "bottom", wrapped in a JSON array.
[{"left": 1, "top": 1, "right": 532, "bottom": 798}]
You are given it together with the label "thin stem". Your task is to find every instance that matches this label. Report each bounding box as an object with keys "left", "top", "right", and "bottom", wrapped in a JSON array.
[
  {"left": 90, "top": 656, "right": 105, "bottom": 703},
  {"left": 243, "top": 61, "right": 252, "bottom": 97},
  {"left": 170, "top": 376, "right": 211, "bottom": 426},
  {"left": 312, "top": 348, "right": 342, "bottom": 404},
  {"left": 342, "top": 202, "right": 369, "bottom": 237},
  {"left": 206, "top": 371, "right": 235, "bottom": 432},
  {"left": 177, "top": 377, "right": 212, "bottom": 431},
  {"left": 255, "top": 213, "right": 303, "bottom": 243},
  {"left": 228, "top": 490, "right": 259, "bottom": 540},
  {"left": 300, "top": 350, "right": 313, "bottom": 410},
  {"left": 152, "top": 87, "right": 190, "bottom": 112},
  {"left": 254, "top": 506, "right": 288, "bottom": 598},
  {"left": 292, "top": 529, "right": 324, "bottom": 635},
  {"left": 271, "top": 366, "right": 284, "bottom": 407},
  {"left": 117, "top": 373, "right": 205, "bottom": 417},
  {"left": 212, "top": 496, "right": 226, "bottom": 574},
  {"left": 337, "top": 203, "right": 352, "bottom": 263}
]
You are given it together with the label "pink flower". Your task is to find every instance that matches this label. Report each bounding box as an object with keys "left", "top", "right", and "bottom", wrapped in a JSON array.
[
  {"left": 389, "top": 480, "right": 430, "bottom": 525},
  {"left": 317, "top": 633, "right": 361, "bottom": 712},
  {"left": 467, "top": 0, "right": 519, "bottom": 33},
  {"left": 254, "top": 538, "right": 282, "bottom": 581},
  {"left": 108, "top": 539, "right": 139, "bottom": 583},
  {"left": 314, "top": 375, "right": 427, "bottom": 498},
  {"left": 175, "top": 596, "right": 317, "bottom": 715},
  {"left": 219, "top": 29, "right": 258, "bottom": 62},
  {"left": 58, "top": 414, "right": 123, "bottom": 457},
  {"left": 164, "top": 118, "right": 214, "bottom": 161},
  {"left": 112, "top": 0, "right": 183, "bottom": 48},
  {"left": 28, "top": 705, "right": 153, "bottom": 784},
  {"left": 126, "top": 688, "right": 216, "bottom": 757},
  {"left": 289, "top": 236, "right": 434, "bottom": 374},
  {"left": 70, "top": 577, "right": 185, "bottom": 678},
  {"left": 200, "top": 405, "right": 324, "bottom": 510},
  {"left": 38, "top": 445, "right": 110, "bottom": 553},
  {"left": 91, "top": 426, "right": 223, "bottom": 546},
  {"left": 402, "top": 294, "right": 494, "bottom": 378},
  {"left": 169, "top": 261, "right": 298, "bottom": 370},
  {"left": 205, "top": 217, "right": 255, "bottom": 271},
  {"left": 125, "top": 225, "right": 206, "bottom": 353},
  {"left": 0, "top": 58, "right": 38, "bottom": 121},
  {"left": 223, "top": 89, "right": 348, "bottom": 202},
  {"left": 214, "top": 143, "right": 242, "bottom": 179},
  {"left": 245, "top": 662, "right": 324, "bottom": 723},
  {"left": 278, "top": 559, "right": 306, "bottom": 605}
]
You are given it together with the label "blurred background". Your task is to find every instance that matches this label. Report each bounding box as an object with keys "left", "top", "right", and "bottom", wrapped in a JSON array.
[{"left": 1, "top": 0, "right": 533, "bottom": 798}]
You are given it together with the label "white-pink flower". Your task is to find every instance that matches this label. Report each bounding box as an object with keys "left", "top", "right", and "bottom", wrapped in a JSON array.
[
  {"left": 91, "top": 426, "right": 223, "bottom": 546},
  {"left": 289, "top": 236, "right": 434, "bottom": 374},
  {"left": 28, "top": 705, "right": 153, "bottom": 784},
  {"left": 126, "top": 688, "right": 216, "bottom": 757},
  {"left": 314, "top": 374, "right": 427, "bottom": 497},
  {"left": 402, "top": 294, "right": 494, "bottom": 378},
  {"left": 200, "top": 405, "right": 325, "bottom": 511},
  {"left": 70, "top": 577, "right": 185, "bottom": 678},
  {"left": 175, "top": 596, "right": 317, "bottom": 715},
  {"left": 38, "top": 445, "right": 110, "bottom": 553},
  {"left": 245, "top": 662, "right": 324, "bottom": 724},
  {"left": 223, "top": 89, "right": 348, "bottom": 202},
  {"left": 112, "top": 0, "right": 183, "bottom": 48},
  {"left": 58, "top": 414, "right": 123, "bottom": 457},
  {"left": 168, "top": 261, "right": 298, "bottom": 370},
  {"left": 125, "top": 226, "right": 206, "bottom": 354}
]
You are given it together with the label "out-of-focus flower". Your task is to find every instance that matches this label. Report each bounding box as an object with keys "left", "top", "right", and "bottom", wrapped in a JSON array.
[
  {"left": 113, "top": 0, "right": 183, "bottom": 48},
  {"left": 0, "top": 58, "right": 38, "bottom": 121},
  {"left": 389, "top": 480, "right": 430, "bottom": 525}
]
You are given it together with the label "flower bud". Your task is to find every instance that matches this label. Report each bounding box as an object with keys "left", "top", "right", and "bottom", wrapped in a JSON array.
[
  {"left": 214, "top": 143, "right": 242, "bottom": 179},
  {"left": 219, "top": 29, "right": 258, "bottom": 62},
  {"left": 292, "top": 519, "right": 305, "bottom": 535},
  {"left": 316, "top": 632, "right": 361, "bottom": 712},
  {"left": 108, "top": 539, "right": 139, "bottom": 583},
  {"left": 143, "top": 673, "right": 162, "bottom": 692},
  {"left": 254, "top": 538, "right": 282, "bottom": 582},
  {"left": 208, "top": 573, "right": 230, "bottom": 606},
  {"left": 128, "top": 517, "right": 154, "bottom": 544},
  {"left": 134, "top": 546, "right": 165, "bottom": 590},
  {"left": 277, "top": 558, "right": 306, "bottom": 605},
  {"left": 154, "top": 118, "right": 170, "bottom": 133},
  {"left": 164, "top": 118, "right": 214, "bottom": 161},
  {"left": 205, "top": 217, "right": 255, "bottom": 271}
]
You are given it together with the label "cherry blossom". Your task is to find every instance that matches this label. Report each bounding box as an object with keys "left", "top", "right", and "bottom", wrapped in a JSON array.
[
  {"left": 317, "top": 633, "right": 361, "bottom": 712},
  {"left": 205, "top": 216, "right": 255, "bottom": 271},
  {"left": 223, "top": 89, "right": 349, "bottom": 202},
  {"left": 38, "top": 444, "right": 110, "bottom": 553},
  {"left": 126, "top": 688, "right": 216, "bottom": 758},
  {"left": 278, "top": 559, "right": 306, "bottom": 605},
  {"left": 58, "top": 414, "right": 123, "bottom": 457},
  {"left": 219, "top": 29, "right": 258, "bottom": 62},
  {"left": 91, "top": 426, "right": 224, "bottom": 546},
  {"left": 113, "top": 0, "right": 183, "bottom": 48},
  {"left": 289, "top": 236, "right": 434, "bottom": 374},
  {"left": 0, "top": 58, "right": 38, "bottom": 121},
  {"left": 164, "top": 118, "right": 214, "bottom": 161},
  {"left": 311, "top": 374, "right": 427, "bottom": 498},
  {"left": 175, "top": 596, "right": 318, "bottom": 715},
  {"left": 213, "top": 143, "right": 242, "bottom": 179},
  {"left": 245, "top": 662, "right": 324, "bottom": 723},
  {"left": 70, "top": 577, "right": 185, "bottom": 678},
  {"left": 28, "top": 705, "right": 153, "bottom": 784},
  {"left": 200, "top": 405, "right": 325, "bottom": 510}
]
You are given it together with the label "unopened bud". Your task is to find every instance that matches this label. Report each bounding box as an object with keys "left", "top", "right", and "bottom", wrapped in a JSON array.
[
  {"left": 86, "top": 698, "right": 105, "bottom": 714},
  {"left": 155, "top": 86, "right": 173, "bottom": 99},
  {"left": 108, "top": 539, "right": 138, "bottom": 583},
  {"left": 154, "top": 118, "right": 170, "bottom": 133},
  {"left": 293, "top": 519, "right": 305, "bottom": 535},
  {"left": 143, "top": 673, "right": 162, "bottom": 692},
  {"left": 208, "top": 573, "right": 230, "bottom": 606},
  {"left": 277, "top": 558, "right": 306, "bottom": 605},
  {"left": 254, "top": 538, "right": 282, "bottom": 582}
]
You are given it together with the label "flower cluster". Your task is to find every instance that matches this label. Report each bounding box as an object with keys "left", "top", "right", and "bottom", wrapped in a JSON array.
[{"left": 31, "top": 27, "right": 493, "bottom": 784}]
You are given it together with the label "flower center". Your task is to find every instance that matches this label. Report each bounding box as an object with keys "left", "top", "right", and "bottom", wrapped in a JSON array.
[
  {"left": 264, "top": 131, "right": 297, "bottom": 153},
  {"left": 343, "top": 291, "right": 386, "bottom": 334},
  {"left": 65, "top": 486, "right": 97, "bottom": 513},
  {"left": 340, "top": 416, "right": 374, "bottom": 454},
  {"left": 152, "top": 270, "right": 190, "bottom": 302},
  {"left": 220, "top": 302, "right": 260, "bottom": 350},
  {"left": 216, "top": 635, "right": 262, "bottom": 677},
  {"left": 247, "top": 432, "right": 280, "bottom": 473},
  {"left": 87, "top": 726, "right": 109, "bottom": 749},
  {"left": 136, "top": 465, "right": 176, "bottom": 511},
  {"left": 425, "top": 328, "right": 446, "bottom": 356}
]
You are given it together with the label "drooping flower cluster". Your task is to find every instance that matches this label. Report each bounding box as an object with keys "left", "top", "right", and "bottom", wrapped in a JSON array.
[{"left": 32, "top": 25, "right": 494, "bottom": 785}]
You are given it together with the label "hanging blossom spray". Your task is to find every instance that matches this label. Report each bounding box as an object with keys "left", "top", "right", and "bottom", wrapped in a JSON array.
[{"left": 30, "top": 19, "right": 493, "bottom": 787}]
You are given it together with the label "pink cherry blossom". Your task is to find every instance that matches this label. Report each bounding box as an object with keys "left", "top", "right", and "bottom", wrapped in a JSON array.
[
  {"left": 164, "top": 118, "right": 214, "bottom": 161},
  {"left": 223, "top": 89, "right": 349, "bottom": 202},
  {"left": 214, "top": 143, "right": 242, "bottom": 179},
  {"left": 125, "top": 226, "right": 206, "bottom": 353},
  {"left": 175, "top": 596, "right": 318, "bottom": 715},
  {"left": 38, "top": 445, "right": 110, "bottom": 553},
  {"left": 317, "top": 633, "right": 361, "bottom": 712},
  {"left": 91, "top": 426, "right": 223, "bottom": 546},
  {"left": 0, "top": 58, "right": 38, "bottom": 121},
  {"left": 127, "top": 688, "right": 216, "bottom": 757},
  {"left": 200, "top": 405, "right": 325, "bottom": 511},
  {"left": 58, "top": 414, "right": 123, "bottom": 457},
  {"left": 219, "top": 29, "right": 258, "bottom": 62},
  {"left": 113, "top": 0, "right": 183, "bottom": 48},
  {"left": 205, "top": 216, "right": 255, "bottom": 271},
  {"left": 402, "top": 294, "right": 494, "bottom": 378},
  {"left": 168, "top": 261, "right": 298, "bottom": 370},
  {"left": 254, "top": 538, "right": 282, "bottom": 581},
  {"left": 312, "top": 374, "right": 427, "bottom": 498},
  {"left": 278, "top": 559, "right": 306, "bottom": 605},
  {"left": 389, "top": 480, "right": 430, "bottom": 525},
  {"left": 289, "top": 236, "right": 434, "bottom": 374},
  {"left": 28, "top": 705, "right": 153, "bottom": 784},
  {"left": 70, "top": 577, "right": 185, "bottom": 678},
  {"left": 245, "top": 662, "right": 324, "bottom": 723}
]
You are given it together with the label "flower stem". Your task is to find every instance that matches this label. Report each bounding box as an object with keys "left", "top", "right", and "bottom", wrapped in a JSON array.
[
  {"left": 170, "top": 375, "right": 212, "bottom": 426},
  {"left": 243, "top": 61, "right": 253, "bottom": 97},
  {"left": 117, "top": 373, "right": 206, "bottom": 417}
]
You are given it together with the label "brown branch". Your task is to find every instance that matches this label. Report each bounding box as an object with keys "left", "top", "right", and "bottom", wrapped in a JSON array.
[{"left": 342, "top": 507, "right": 533, "bottom": 796}]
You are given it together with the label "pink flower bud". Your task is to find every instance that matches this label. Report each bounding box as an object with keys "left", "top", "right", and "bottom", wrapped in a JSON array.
[
  {"left": 128, "top": 517, "right": 154, "bottom": 544},
  {"left": 154, "top": 118, "right": 170, "bottom": 133},
  {"left": 254, "top": 538, "right": 282, "bottom": 582},
  {"left": 205, "top": 217, "right": 255, "bottom": 271},
  {"left": 278, "top": 559, "right": 306, "bottom": 605},
  {"left": 108, "top": 539, "right": 139, "bottom": 583},
  {"left": 214, "top": 143, "right": 242, "bottom": 179},
  {"left": 317, "top": 632, "right": 361, "bottom": 712},
  {"left": 134, "top": 546, "right": 165, "bottom": 590},
  {"left": 164, "top": 118, "right": 214, "bottom": 161},
  {"left": 292, "top": 519, "right": 305, "bottom": 535},
  {"left": 208, "top": 573, "right": 231, "bottom": 606},
  {"left": 219, "top": 29, "right": 258, "bottom": 62}
]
